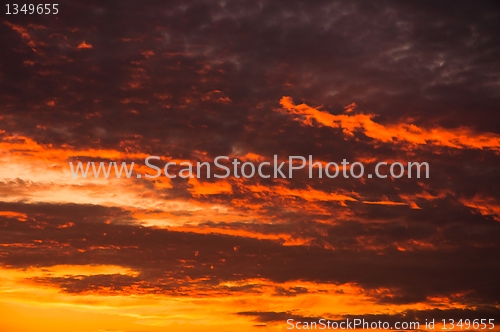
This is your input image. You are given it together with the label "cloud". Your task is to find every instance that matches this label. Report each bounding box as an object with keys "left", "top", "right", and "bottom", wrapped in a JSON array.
[
  {"left": 1, "top": 0, "right": 500, "bottom": 330},
  {"left": 77, "top": 41, "right": 93, "bottom": 49},
  {"left": 279, "top": 96, "right": 500, "bottom": 150}
]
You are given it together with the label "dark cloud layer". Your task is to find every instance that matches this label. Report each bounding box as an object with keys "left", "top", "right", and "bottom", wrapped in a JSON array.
[
  {"left": 1, "top": 202, "right": 499, "bottom": 304},
  {"left": 1, "top": 0, "right": 500, "bottom": 155}
]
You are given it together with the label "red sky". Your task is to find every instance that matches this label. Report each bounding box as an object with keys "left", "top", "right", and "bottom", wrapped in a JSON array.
[{"left": 1, "top": 1, "right": 499, "bottom": 331}]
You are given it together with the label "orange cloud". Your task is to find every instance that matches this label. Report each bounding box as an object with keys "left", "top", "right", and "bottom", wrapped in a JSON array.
[
  {"left": 461, "top": 195, "right": 500, "bottom": 222},
  {"left": 362, "top": 201, "right": 408, "bottom": 206},
  {"left": 279, "top": 97, "right": 500, "bottom": 150},
  {"left": 0, "top": 211, "right": 28, "bottom": 222},
  {"left": 247, "top": 184, "right": 357, "bottom": 203},
  {"left": 171, "top": 225, "right": 308, "bottom": 245},
  {"left": 3, "top": 21, "right": 45, "bottom": 52},
  {"left": 188, "top": 178, "right": 233, "bottom": 196},
  {"left": 77, "top": 41, "right": 93, "bottom": 49},
  {"left": 0, "top": 135, "right": 150, "bottom": 162}
]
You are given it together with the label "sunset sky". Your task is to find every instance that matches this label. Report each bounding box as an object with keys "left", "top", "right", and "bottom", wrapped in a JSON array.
[{"left": 1, "top": 1, "right": 499, "bottom": 331}]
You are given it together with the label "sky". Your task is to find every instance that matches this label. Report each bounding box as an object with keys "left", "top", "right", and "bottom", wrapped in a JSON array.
[{"left": 1, "top": 1, "right": 500, "bottom": 331}]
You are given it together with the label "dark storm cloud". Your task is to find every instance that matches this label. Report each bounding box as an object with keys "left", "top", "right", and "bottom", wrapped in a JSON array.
[
  {"left": 1, "top": 0, "right": 499, "bottom": 155},
  {"left": 0, "top": 202, "right": 499, "bottom": 303}
]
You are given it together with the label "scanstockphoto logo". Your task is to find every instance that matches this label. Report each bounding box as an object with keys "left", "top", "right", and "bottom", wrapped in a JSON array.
[{"left": 69, "top": 155, "right": 430, "bottom": 180}]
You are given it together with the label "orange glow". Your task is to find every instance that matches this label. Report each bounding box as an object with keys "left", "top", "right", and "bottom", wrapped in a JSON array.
[
  {"left": 362, "top": 201, "right": 408, "bottom": 206},
  {"left": 188, "top": 178, "right": 233, "bottom": 195},
  {"left": 0, "top": 211, "right": 28, "bottom": 221},
  {"left": 247, "top": 184, "right": 358, "bottom": 202},
  {"left": 77, "top": 41, "right": 93, "bottom": 49},
  {"left": 461, "top": 195, "right": 500, "bottom": 221},
  {"left": 0, "top": 265, "right": 450, "bottom": 331}
]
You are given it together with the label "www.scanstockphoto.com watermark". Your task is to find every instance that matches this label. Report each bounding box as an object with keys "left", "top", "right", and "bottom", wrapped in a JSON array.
[{"left": 69, "top": 155, "right": 429, "bottom": 180}]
